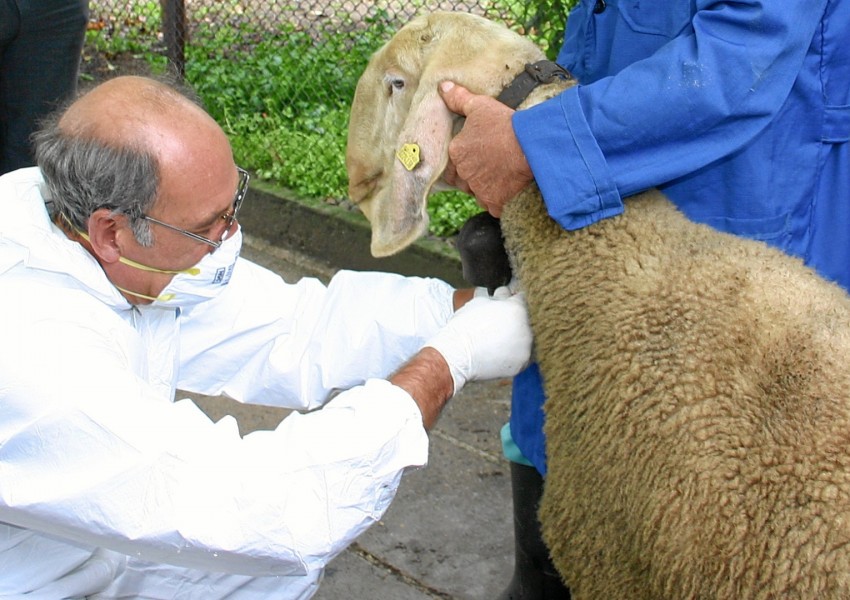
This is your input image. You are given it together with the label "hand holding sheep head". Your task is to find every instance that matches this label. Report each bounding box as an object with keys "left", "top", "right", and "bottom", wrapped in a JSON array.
[
  {"left": 438, "top": 81, "right": 534, "bottom": 217},
  {"left": 346, "top": 11, "right": 545, "bottom": 257}
]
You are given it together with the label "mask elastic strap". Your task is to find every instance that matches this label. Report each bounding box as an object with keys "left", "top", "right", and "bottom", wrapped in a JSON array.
[
  {"left": 112, "top": 284, "right": 175, "bottom": 303},
  {"left": 60, "top": 212, "right": 200, "bottom": 276},
  {"left": 117, "top": 255, "right": 200, "bottom": 276}
]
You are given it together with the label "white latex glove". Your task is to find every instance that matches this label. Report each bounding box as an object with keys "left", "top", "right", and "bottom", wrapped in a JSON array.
[
  {"left": 473, "top": 277, "right": 522, "bottom": 300},
  {"left": 425, "top": 293, "right": 533, "bottom": 396}
]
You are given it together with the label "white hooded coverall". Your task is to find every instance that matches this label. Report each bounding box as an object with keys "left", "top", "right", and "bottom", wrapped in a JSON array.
[{"left": 0, "top": 168, "right": 457, "bottom": 599}]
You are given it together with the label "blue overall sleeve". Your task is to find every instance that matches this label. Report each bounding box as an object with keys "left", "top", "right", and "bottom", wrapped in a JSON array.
[{"left": 514, "top": 0, "right": 829, "bottom": 231}]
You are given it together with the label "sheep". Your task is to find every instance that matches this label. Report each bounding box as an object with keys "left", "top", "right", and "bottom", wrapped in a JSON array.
[{"left": 345, "top": 11, "right": 850, "bottom": 599}]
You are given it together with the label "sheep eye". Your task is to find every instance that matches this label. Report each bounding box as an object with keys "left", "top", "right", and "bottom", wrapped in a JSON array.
[{"left": 389, "top": 78, "right": 405, "bottom": 93}]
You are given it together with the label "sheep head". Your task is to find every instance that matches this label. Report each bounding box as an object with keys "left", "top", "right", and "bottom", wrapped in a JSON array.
[{"left": 346, "top": 11, "right": 545, "bottom": 257}]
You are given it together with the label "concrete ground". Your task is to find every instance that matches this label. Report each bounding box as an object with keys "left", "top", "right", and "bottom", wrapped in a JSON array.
[{"left": 184, "top": 184, "right": 518, "bottom": 599}]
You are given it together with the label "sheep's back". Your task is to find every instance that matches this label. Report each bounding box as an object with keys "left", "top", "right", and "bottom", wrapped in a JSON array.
[{"left": 501, "top": 188, "right": 850, "bottom": 599}]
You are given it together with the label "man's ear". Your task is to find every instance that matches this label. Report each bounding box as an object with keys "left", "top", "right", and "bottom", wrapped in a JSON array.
[{"left": 86, "top": 208, "right": 123, "bottom": 264}]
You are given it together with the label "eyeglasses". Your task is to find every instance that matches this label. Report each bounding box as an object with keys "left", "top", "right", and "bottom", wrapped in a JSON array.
[{"left": 143, "top": 167, "right": 250, "bottom": 249}]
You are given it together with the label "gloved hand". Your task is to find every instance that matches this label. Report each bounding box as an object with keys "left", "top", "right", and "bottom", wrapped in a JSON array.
[
  {"left": 425, "top": 293, "right": 533, "bottom": 396},
  {"left": 473, "top": 278, "right": 522, "bottom": 300}
]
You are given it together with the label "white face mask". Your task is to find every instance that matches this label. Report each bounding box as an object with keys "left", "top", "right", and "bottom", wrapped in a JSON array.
[
  {"left": 62, "top": 213, "right": 243, "bottom": 309},
  {"left": 115, "top": 226, "right": 243, "bottom": 308}
]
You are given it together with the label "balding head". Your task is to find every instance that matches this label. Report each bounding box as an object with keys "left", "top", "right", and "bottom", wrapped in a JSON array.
[
  {"left": 35, "top": 75, "right": 236, "bottom": 246},
  {"left": 59, "top": 76, "right": 225, "bottom": 168},
  {"left": 60, "top": 76, "right": 184, "bottom": 137}
]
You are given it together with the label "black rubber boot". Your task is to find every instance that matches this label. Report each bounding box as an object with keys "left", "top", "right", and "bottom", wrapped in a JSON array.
[{"left": 496, "top": 462, "right": 571, "bottom": 600}]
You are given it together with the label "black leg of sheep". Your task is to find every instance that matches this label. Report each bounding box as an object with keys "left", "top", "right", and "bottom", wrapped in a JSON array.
[{"left": 497, "top": 462, "right": 572, "bottom": 600}]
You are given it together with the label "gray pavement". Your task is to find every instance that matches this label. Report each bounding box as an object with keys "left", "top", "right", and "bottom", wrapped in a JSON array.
[{"left": 183, "top": 187, "right": 517, "bottom": 599}]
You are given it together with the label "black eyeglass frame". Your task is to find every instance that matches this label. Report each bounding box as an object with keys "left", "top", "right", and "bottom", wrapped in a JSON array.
[{"left": 142, "top": 167, "right": 250, "bottom": 249}]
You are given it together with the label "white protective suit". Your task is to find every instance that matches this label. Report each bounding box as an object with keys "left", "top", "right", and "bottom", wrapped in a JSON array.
[{"left": 0, "top": 167, "right": 457, "bottom": 599}]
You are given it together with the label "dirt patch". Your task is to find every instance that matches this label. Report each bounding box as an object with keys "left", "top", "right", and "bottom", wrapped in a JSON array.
[{"left": 79, "top": 45, "right": 157, "bottom": 92}]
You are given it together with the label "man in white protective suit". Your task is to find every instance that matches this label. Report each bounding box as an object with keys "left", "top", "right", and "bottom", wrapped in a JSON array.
[{"left": 0, "top": 75, "right": 533, "bottom": 599}]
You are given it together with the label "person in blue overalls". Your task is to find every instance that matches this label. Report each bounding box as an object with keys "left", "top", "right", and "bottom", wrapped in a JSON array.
[{"left": 439, "top": 1, "right": 850, "bottom": 597}]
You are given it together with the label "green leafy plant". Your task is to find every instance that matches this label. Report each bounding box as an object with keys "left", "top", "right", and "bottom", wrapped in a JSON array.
[
  {"left": 182, "top": 16, "right": 388, "bottom": 206},
  {"left": 428, "top": 192, "right": 482, "bottom": 238},
  {"left": 489, "top": 0, "right": 578, "bottom": 59},
  {"left": 85, "top": 1, "right": 163, "bottom": 56}
]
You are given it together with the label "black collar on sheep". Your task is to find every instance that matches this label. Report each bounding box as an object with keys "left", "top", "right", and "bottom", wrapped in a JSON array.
[{"left": 496, "top": 60, "right": 574, "bottom": 109}]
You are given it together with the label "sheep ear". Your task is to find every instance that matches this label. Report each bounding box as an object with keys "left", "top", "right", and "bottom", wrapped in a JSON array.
[{"left": 368, "top": 82, "right": 454, "bottom": 257}]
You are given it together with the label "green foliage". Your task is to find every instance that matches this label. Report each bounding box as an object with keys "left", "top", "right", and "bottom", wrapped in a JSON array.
[
  {"left": 490, "top": 0, "right": 578, "bottom": 59},
  {"left": 85, "top": 2, "right": 163, "bottom": 55},
  {"left": 428, "top": 192, "right": 484, "bottom": 238},
  {"left": 183, "top": 13, "right": 395, "bottom": 204},
  {"left": 83, "top": 3, "right": 169, "bottom": 79}
]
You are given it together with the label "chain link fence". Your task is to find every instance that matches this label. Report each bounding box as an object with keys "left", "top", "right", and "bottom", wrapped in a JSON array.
[
  {"left": 85, "top": 1, "right": 556, "bottom": 97},
  {"left": 84, "top": 0, "right": 568, "bottom": 233},
  {"left": 89, "top": 2, "right": 484, "bottom": 97}
]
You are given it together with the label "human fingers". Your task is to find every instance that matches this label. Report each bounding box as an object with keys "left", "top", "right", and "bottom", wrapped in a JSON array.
[
  {"left": 438, "top": 80, "right": 478, "bottom": 116},
  {"left": 424, "top": 294, "right": 533, "bottom": 395}
]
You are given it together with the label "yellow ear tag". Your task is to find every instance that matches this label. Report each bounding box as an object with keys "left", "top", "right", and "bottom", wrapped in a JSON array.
[{"left": 396, "top": 143, "right": 421, "bottom": 171}]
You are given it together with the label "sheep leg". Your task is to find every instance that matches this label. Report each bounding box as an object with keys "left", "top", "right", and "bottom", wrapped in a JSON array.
[{"left": 456, "top": 212, "right": 513, "bottom": 294}]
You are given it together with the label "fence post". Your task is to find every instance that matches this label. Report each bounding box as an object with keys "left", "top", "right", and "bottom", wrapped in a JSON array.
[{"left": 161, "top": 0, "right": 186, "bottom": 78}]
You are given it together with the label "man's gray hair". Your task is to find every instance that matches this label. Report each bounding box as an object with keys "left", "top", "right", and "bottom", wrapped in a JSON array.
[{"left": 33, "top": 115, "right": 159, "bottom": 247}]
